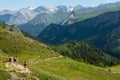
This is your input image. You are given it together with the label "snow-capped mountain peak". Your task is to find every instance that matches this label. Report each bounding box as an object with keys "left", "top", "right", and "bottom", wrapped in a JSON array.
[
  {"left": 27, "top": 6, "right": 35, "bottom": 10},
  {"left": 67, "top": 6, "right": 74, "bottom": 11}
]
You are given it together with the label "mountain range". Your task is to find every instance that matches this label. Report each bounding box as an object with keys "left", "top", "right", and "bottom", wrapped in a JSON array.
[
  {"left": 19, "top": 2, "right": 120, "bottom": 37},
  {"left": 0, "top": 6, "right": 73, "bottom": 25},
  {"left": 0, "top": 2, "right": 120, "bottom": 26},
  {"left": 0, "top": 2, "right": 120, "bottom": 38}
]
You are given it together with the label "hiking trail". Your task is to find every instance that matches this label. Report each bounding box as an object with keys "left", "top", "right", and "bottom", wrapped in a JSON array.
[
  {"left": 9, "top": 72, "right": 19, "bottom": 80},
  {"left": 4, "top": 62, "right": 40, "bottom": 80},
  {"left": 5, "top": 62, "right": 31, "bottom": 74},
  {"left": 4, "top": 56, "right": 63, "bottom": 80},
  {"left": 33, "top": 55, "right": 63, "bottom": 64}
]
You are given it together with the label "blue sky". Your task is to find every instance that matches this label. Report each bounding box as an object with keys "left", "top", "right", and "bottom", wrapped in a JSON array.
[{"left": 0, "top": 0, "right": 120, "bottom": 10}]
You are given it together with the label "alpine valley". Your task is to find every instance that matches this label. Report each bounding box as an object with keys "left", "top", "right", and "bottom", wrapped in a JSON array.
[{"left": 0, "top": 1, "right": 120, "bottom": 80}]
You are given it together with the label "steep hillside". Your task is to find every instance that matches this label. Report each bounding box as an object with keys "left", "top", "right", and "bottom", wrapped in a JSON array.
[
  {"left": 20, "top": 11, "right": 70, "bottom": 36},
  {"left": 51, "top": 41, "right": 120, "bottom": 66},
  {"left": 39, "top": 10, "right": 120, "bottom": 44},
  {"left": 0, "top": 27, "right": 60, "bottom": 61}
]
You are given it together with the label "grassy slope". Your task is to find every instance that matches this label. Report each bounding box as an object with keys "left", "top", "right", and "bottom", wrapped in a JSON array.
[
  {"left": 0, "top": 27, "right": 60, "bottom": 61},
  {"left": 0, "top": 26, "right": 120, "bottom": 80},
  {"left": 31, "top": 57, "right": 120, "bottom": 80}
]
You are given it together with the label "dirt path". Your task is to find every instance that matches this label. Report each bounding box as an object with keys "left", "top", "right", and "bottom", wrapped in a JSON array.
[
  {"left": 5, "top": 62, "right": 40, "bottom": 80},
  {"left": 5, "top": 62, "right": 31, "bottom": 74},
  {"left": 42, "top": 56, "right": 63, "bottom": 61},
  {"left": 34, "top": 56, "right": 63, "bottom": 64},
  {"left": 4, "top": 56, "right": 63, "bottom": 80},
  {"left": 9, "top": 72, "right": 19, "bottom": 80}
]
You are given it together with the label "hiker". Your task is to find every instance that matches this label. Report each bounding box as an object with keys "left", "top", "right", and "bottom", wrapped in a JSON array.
[
  {"left": 24, "top": 61, "right": 27, "bottom": 70},
  {"left": 8, "top": 57, "right": 12, "bottom": 64},
  {"left": 13, "top": 56, "right": 17, "bottom": 64}
]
